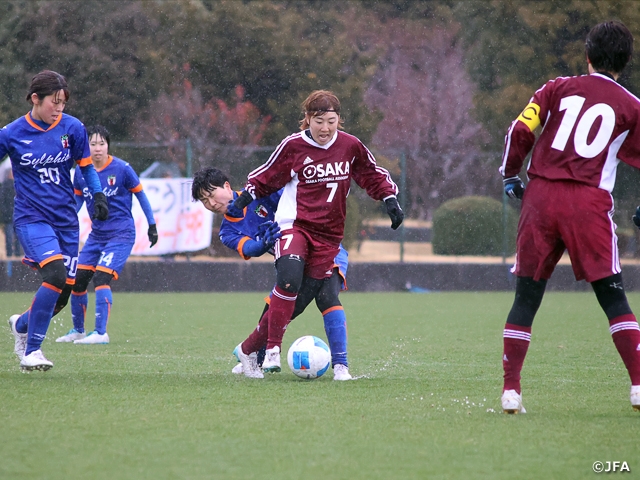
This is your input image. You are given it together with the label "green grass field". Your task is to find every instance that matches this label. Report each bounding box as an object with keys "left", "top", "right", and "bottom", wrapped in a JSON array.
[{"left": 0, "top": 290, "right": 638, "bottom": 479}]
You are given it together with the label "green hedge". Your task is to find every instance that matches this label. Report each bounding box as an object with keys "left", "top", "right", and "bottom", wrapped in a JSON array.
[{"left": 432, "top": 196, "right": 518, "bottom": 256}]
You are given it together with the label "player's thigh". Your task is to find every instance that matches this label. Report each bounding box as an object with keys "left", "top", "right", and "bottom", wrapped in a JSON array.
[
  {"left": 514, "top": 180, "right": 566, "bottom": 280},
  {"left": 15, "top": 223, "right": 78, "bottom": 279},
  {"left": 94, "top": 239, "right": 135, "bottom": 279},
  {"left": 306, "top": 239, "right": 340, "bottom": 281},
  {"left": 560, "top": 187, "right": 618, "bottom": 282},
  {"left": 274, "top": 227, "right": 310, "bottom": 261}
]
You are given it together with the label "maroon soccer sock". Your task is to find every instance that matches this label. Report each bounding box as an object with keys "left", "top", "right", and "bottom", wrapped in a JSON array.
[
  {"left": 609, "top": 314, "right": 640, "bottom": 385},
  {"left": 242, "top": 309, "right": 269, "bottom": 354},
  {"left": 502, "top": 323, "right": 532, "bottom": 394},
  {"left": 266, "top": 286, "right": 297, "bottom": 350}
]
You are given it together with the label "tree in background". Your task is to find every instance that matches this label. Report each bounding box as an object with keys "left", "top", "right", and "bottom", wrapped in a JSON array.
[
  {"left": 363, "top": 19, "right": 490, "bottom": 219},
  {"left": 0, "top": 0, "right": 171, "bottom": 138},
  {"left": 133, "top": 76, "right": 271, "bottom": 177}
]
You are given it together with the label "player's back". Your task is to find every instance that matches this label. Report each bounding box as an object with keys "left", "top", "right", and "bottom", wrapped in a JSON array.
[{"left": 529, "top": 73, "right": 640, "bottom": 191}]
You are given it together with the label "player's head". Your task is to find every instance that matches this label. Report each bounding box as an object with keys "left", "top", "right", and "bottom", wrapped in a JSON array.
[
  {"left": 191, "top": 167, "right": 234, "bottom": 214},
  {"left": 585, "top": 21, "right": 633, "bottom": 74},
  {"left": 87, "top": 125, "right": 110, "bottom": 147},
  {"left": 300, "top": 90, "right": 344, "bottom": 146},
  {"left": 87, "top": 125, "right": 110, "bottom": 164},
  {"left": 27, "top": 70, "right": 70, "bottom": 124}
]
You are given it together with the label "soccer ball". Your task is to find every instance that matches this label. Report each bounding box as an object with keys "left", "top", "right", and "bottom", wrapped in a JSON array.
[{"left": 287, "top": 335, "right": 331, "bottom": 379}]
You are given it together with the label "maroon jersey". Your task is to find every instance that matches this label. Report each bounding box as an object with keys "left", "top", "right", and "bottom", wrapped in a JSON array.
[
  {"left": 246, "top": 130, "right": 398, "bottom": 244},
  {"left": 500, "top": 73, "right": 640, "bottom": 192}
]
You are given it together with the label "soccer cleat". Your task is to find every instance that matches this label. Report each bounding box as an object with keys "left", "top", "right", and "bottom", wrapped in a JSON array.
[
  {"left": 8, "top": 314, "right": 27, "bottom": 361},
  {"left": 631, "top": 385, "right": 640, "bottom": 411},
  {"left": 231, "top": 345, "right": 244, "bottom": 374},
  {"left": 235, "top": 343, "right": 263, "bottom": 379},
  {"left": 501, "top": 389, "right": 526, "bottom": 414},
  {"left": 262, "top": 346, "right": 281, "bottom": 373},
  {"left": 73, "top": 331, "right": 109, "bottom": 344},
  {"left": 333, "top": 364, "right": 352, "bottom": 381},
  {"left": 20, "top": 349, "right": 53, "bottom": 372},
  {"left": 56, "top": 328, "right": 86, "bottom": 343},
  {"left": 232, "top": 363, "right": 244, "bottom": 375}
]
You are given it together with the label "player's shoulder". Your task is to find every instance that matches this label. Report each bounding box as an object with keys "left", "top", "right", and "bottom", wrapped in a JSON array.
[
  {"left": 336, "top": 130, "right": 362, "bottom": 145},
  {"left": 58, "top": 112, "right": 84, "bottom": 129},
  {"left": 109, "top": 156, "right": 129, "bottom": 168}
]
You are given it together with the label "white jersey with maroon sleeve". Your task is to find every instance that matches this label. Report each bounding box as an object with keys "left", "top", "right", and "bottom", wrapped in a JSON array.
[
  {"left": 500, "top": 73, "right": 640, "bottom": 192},
  {"left": 246, "top": 129, "right": 398, "bottom": 244}
]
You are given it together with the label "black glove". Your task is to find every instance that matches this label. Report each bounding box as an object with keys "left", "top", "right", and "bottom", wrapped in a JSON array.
[
  {"left": 261, "top": 221, "right": 282, "bottom": 248},
  {"left": 226, "top": 190, "right": 253, "bottom": 218},
  {"left": 385, "top": 197, "right": 404, "bottom": 230},
  {"left": 92, "top": 192, "right": 109, "bottom": 221},
  {"left": 503, "top": 176, "right": 525, "bottom": 200},
  {"left": 148, "top": 224, "right": 158, "bottom": 247},
  {"left": 632, "top": 206, "right": 640, "bottom": 229}
]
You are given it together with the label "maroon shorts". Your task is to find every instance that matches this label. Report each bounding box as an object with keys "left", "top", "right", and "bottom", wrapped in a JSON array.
[
  {"left": 514, "top": 178, "right": 620, "bottom": 282},
  {"left": 274, "top": 227, "right": 340, "bottom": 280}
]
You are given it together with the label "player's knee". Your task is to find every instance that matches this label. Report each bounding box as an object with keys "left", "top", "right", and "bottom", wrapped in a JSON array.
[
  {"left": 39, "top": 260, "right": 67, "bottom": 290},
  {"left": 73, "top": 269, "right": 94, "bottom": 293},
  {"left": 591, "top": 274, "right": 632, "bottom": 319},
  {"left": 92, "top": 271, "right": 114, "bottom": 287},
  {"left": 275, "top": 255, "right": 305, "bottom": 293}
]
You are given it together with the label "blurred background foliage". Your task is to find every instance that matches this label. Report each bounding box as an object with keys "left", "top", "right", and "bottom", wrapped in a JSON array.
[{"left": 1, "top": 0, "right": 640, "bottom": 226}]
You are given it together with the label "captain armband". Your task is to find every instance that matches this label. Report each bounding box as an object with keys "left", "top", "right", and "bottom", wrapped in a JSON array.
[{"left": 516, "top": 103, "right": 541, "bottom": 132}]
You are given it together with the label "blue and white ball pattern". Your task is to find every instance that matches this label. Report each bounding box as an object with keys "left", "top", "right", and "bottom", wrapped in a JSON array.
[{"left": 287, "top": 335, "right": 331, "bottom": 379}]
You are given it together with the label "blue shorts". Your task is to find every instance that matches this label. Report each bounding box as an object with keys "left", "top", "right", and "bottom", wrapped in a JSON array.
[
  {"left": 78, "top": 233, "right": 134, "bottom": 280},
  {"left": 15, "top": 222, "right": 79, "bottom": 281}
]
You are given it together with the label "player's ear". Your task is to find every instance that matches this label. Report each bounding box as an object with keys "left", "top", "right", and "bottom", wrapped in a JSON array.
[{"left": 30, "top": 93, "right": 40, "bottom": 105}]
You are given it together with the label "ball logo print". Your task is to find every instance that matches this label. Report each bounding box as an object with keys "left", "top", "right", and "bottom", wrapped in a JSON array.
[{"left": 287, "top": 335, "right": 331, "bottom": 379}]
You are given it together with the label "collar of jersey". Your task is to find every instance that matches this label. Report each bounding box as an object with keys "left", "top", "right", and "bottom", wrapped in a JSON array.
[
  {"left": 302, "top": 129, "right": 338, "bottom": 150},
  {"left": 95, "top": 155, "right": 113, "bottom": 172},
  {"left": 223, "top": 190, "right": 246, "bottom": 222},
  {"left": 591, "top": 72, "right": 617, "bottom": 82},
  {"left": 25, "top": 111, "right": 62, "bottom": 132}
]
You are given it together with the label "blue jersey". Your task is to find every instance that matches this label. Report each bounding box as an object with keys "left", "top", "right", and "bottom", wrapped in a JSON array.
[
  {"left": 0, "top": 112, "right": 92, "bottom": 231},
  {"left": 74, "top": 155, "right": 145, "bottom": 241},
  {"left": 220, "top": 190, "right": 282, "bottom": 259}
]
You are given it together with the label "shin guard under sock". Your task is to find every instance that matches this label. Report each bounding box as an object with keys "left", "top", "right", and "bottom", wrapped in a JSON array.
[
  {"left": 323, "top": 306, "right": 348, "bottom": 367},
  {"left": 71, "top": 291, "right": 88, "bottom": 333},
  {"left": 266, "top": 286, "right": 297, "bottom": 350},
  {"left": 94, "top": 286, "right": 112, "bottom": 335},
  {"left": 25, "top": 283, "right": 61, "bottom": 355},
  {"left": 502, "top": 323, "right": 532, "bottom": 394},
  {"left": 609, "top": 314, "right": 640, "bottom": 385}
]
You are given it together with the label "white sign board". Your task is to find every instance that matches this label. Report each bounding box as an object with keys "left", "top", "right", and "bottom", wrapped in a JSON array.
[{"left": 79, "top": 178, "right": 213, "bottom": 255}]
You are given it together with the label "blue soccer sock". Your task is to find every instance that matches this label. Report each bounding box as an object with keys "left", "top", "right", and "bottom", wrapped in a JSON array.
[
  {"left": 70, "top": 291, "right": 88, "bottom": 333},
  {"left": 94, "top": 286, "right": 112, "bottom": 335},
  {"left": 323, "top": 307, "right": 348, "bottom": 367},
  {"left": 15, "top": 310, "right": 29, "bottom": 334},
  {"left": 25, "top": 283, "right": 61, "bottom": 355}
]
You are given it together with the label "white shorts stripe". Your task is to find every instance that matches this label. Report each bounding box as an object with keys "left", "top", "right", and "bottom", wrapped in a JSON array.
[{"left": 609, "top": 321, "right": 640, "bottom": 335}]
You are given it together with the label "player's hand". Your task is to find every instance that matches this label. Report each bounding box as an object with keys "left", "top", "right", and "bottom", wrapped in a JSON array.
[
  {"left": 503, "top": 176, "right": 525, "bottom": 200},
  {"left": 226, "top": 190, "right": 253, "bottom": 218},
  {"left": 92, "top": 192, "right": 109, "bottom": 221},
  {"left": 385, "top": 197, "right": 404, "bottom": 230},
  {"left": 262, "top": 221, "right": 282, "bottom": 248},
  {"left": 632, "top": 206, "right": 640, "bottom": 229},
  {"left": 148, "top": 224, "right": 158, "bottom": 247}
]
